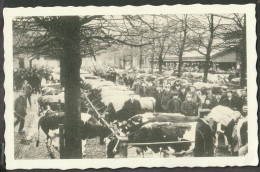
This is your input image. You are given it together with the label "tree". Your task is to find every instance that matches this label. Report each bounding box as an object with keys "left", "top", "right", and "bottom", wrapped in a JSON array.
[
  {"left": 13, "top": 15, "right": 149, "bottom": 158},
  {"left": 169, "top": 14, "right": 191, "bottom": 77},
  {"left": 190, "top": 14, "right": 224, "bottom": 82},
  {"left": 151, "top": 15, "right": 178, "bottom": 74},
  {"left": 217, "top": 14, "right": 247, "bottom": 86}
]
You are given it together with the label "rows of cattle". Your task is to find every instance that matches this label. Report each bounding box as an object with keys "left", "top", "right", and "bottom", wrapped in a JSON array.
[{"left": 35, "top": 74, "right": 248, "bottom": 158}]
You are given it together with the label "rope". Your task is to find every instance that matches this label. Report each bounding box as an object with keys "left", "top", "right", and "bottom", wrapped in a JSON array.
[
  {"left": 14, "top": 112, "right": 25, "bottom": 120},
  {"left": 127, "top": 140, "right": 194, "bottom": 146}
]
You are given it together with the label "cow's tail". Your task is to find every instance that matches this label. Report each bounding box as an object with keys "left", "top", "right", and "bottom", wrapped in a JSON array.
[{"left": 36, "top": 117, "right": 42, "bottom": 147}]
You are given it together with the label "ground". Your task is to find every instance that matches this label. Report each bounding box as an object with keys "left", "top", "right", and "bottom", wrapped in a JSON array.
[{"left": 14, "top": 93, "right": 106, "bottom": 159}]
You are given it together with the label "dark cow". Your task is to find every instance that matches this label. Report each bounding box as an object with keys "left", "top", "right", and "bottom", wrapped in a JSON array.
[
  {"left": 36, "top": 111, "right": 65, "bottom": 147},
  {"left": 36, "top": 112, "right": 111, "bottom": 148}
]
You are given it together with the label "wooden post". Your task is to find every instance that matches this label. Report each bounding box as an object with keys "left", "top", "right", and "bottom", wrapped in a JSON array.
[
  {"left": 117, "top": 136, "right": 128, "bottom": 158},
  {"left": 59, "top": 124, "right": 65, "bottom": 159}
]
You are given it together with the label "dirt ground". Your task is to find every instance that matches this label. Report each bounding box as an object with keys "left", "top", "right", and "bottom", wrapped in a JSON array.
[{"left": 14, "top": 93, "right": 106, "bottom": 159}]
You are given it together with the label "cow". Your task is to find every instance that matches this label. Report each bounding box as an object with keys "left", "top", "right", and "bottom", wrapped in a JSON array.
[
  {"left": 105, "top": 121, "right": 198, "bottom": 158},
  {"left": 127, "top": 122, "right": 196, "bottom": 156},
  {"left": 121, "top": 113, "right": 199, "bottom": 134},
  {"left": 36, "top": 111, "right": 112, "bottom": 151}
]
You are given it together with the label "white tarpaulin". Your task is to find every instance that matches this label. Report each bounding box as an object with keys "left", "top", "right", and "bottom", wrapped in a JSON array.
[{"left": 207, "top": 105, "right": 241, "bottom": 126}]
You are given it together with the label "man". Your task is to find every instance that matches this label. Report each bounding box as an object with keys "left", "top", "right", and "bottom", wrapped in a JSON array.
[
  {"left": 215, "top": 93, "right": 222, "bottom": 106},
  {"left": 14, "top": 91, "right": 27, "bottom": 133},
  {"left": 161, "top": 84, "right": 173, "bottom": 112},
  {"left": 206, "top": 88, "right": 218, "bottom": 108},
  {"left": 186, "top": 86, "right": 201, "bottom": 106},
  {"left": 167, "top": 91, "right": 182, "bottom": 113},
  {"left": 215, "top": 75, "right": 225, "bottom": 86},
  {"left": 22, "top": 80, "right": 32, "bottom": 107},
  {"left": 154, "top": 86, "right": 164, "bottom": 112},
  {"left": 121, "top": 94, "right": 142, "bottom": 121},
  {"left": 238, "top": 89, "right": 247, "bottom": 113},
  {"left": 220, "top": 90, "right": 239, "bottom": 111},
  {"left": 181, "top": 93, "right": 198, "bottom": 116},
  {"left": 132, "top": 78, "right": 141, "bottom": 95},
  {"left": 179, "top": 86, "right": 186, "bottom": 102},
  {"left": 194, "top": 113, "right": 216, "bottom": 157},
  {"left": 202, "top": 98, "right": 213, "bottom": 109}
]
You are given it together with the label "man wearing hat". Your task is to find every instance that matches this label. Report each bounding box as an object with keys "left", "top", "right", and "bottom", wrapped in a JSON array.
[
  {"left": 22, "top": 79, "right": 32, "bottom": 107},
  {"left": 219, "top": 89, "right": 239, "bottom": 111},
  {"left": 121, "top": 94, "right": 142, "bottom": 121},
  {"left": 181, "top": 93, "right": 198, "bottom": 116},
  {"left": 206, "top": 88, "right": 218, "bottom": 108},
  {"left": 154, "top": 86, "right": 164, "bottom": 112},
  {"left": 14, "top": 91, "right": 27, "bottom": 133},
  {"left": 215, "top": 75, "right": 225, "bottom": 86},
  {"left": 179, "top": 86, "right": 187, "bottom": 102},
  {"left": 186, "top": 85, "right": 201, "bottom": 107},
  {"left": 161, "top": 84, "right": 173, "bottom": 112},
  {"left": 167, "top": 91, "right": 182, "bottom": 113},
  {"left": 194, "top": 112, "right": 216, "bottom": 157}
]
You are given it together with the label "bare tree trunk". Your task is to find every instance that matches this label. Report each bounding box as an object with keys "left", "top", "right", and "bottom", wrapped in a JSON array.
[
  {"left": 203, "top": 14, "right": 214, "bottom": 83},
  {"left": 60, "top": 16, "right": 82, "bottom": 159},
  {"left": 159, "top": 55, "right": 163, "bottom": 74},
  {"left": 203, "top": 55, "right": 210, "bottom": 82},
  {"left": 178, "top": 57, "right": 183, "bottom": 78},
  {"left": 240, "top": 14, "right": 247, "bottom": 87},
  {"left": 139, "top": 47, "right": 143, "bottom": 70}
]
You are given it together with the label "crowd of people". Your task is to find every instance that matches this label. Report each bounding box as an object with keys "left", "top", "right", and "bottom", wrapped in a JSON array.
[
  {"left": 14, "top": 67, "right": 53, "bottom": 93},
  {"left": 94, "top": 67, "right": 248, "bottom": 118}
]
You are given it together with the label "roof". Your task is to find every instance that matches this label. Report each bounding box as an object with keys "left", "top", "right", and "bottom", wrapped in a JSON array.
[
  {"left": 150, "top": 56, "right": 206, "bottom": 62},
  {"left": 211, "top": 48, "right": 237, "bottom": 60}
]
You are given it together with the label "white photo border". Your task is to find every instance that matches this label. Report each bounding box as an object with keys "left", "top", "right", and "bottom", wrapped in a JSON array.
[{"left": 3, "top": 4, "right": 258, "bottom": 169}]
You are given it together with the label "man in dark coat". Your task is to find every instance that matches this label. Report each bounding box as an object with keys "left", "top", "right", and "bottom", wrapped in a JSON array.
[
  {"left": 194, "top": 115, "right": 216, "bottom": 157},
  {"left": 179, "top": 86, "right": 187, "bottom": 102},
  {"left": 181, "top": 93, "right": 198, "bottom": 116},
  {"left": 219, "top": 90, "right": 239, "bottom": 111},
  {"left": 120, "top": 94, "right": 142, "bottom": 121},
  {"left": 206, "top": 88, "right": 218, "bottom": 108},
  {"left": 238, "top": 89, "right": 247, "bottom": 113},
  {"left": 22, "top": 79, "right": 32, "bottom": 107},
  {"left": 14, "top": 91, "right": 27, "bottom": 133},
  {"left": 154, "top": 86, "right": 164, "bottom": 112},
  {"left": 161, "top": 84, "right": 173, "bottom": 112},
  {"left": 167, "top": 91, "right": 182, "bottom": 113}
]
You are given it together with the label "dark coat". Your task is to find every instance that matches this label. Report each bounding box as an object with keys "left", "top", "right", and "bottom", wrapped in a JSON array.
[
  {"left": 22, "top": 83, "right": 32, "bottom": 96},
  {"left": 180, "top": 100, "right": 198, "bottom": 116},
  {"left": 219, "top": 96, "right": 240, "bottom": 111},
  {"left": 154, "top": 90, "right": 164, "bottom": 112},
  {"left": 179, "top": 91, "right": 186, "bottom": 102},
  {"left": 202, "top": 103, "right": 213, "bottom": 110},
  {"left": 206, "top": 94, "right": 218, "bottom": 108},
  {"left": 120, "top": 99, "right": 142, "bottom": 121},
  {"left": 14, "top": 95, "right": 27, "bottom": 116},
  {"left": 194, "top": 119, "right": 214, "bottom": 157},
  {"left": 161, "top": 91, "right": 173, "bottom": 112},
  {"left": 167, "top": 98, "right": 182, "bottom": 113}
]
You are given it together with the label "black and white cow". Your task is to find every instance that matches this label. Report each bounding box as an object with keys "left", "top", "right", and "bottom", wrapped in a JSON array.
[{"left": 36, "top": 111, "right": 111, "bottom": 153}]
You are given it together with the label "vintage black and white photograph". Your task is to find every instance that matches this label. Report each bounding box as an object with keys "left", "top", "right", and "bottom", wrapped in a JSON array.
[{"left": 4, "top": 4, "right": 258, "bottom": 169}]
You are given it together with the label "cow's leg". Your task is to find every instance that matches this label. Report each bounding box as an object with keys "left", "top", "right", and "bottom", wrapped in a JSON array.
[
  {"left": 99, "top": 137, "right": 105, "bottom": 145},
  {"left": 82, "top": 139, "right": 87, "bottom": 158}
]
